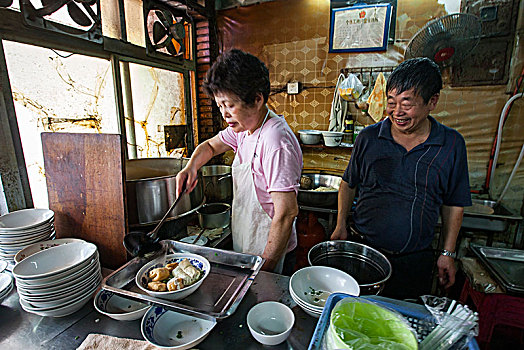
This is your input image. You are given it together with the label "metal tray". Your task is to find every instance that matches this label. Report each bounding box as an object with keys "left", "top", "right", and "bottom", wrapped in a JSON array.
[
  {"left": 101, "top": 240, "right": 264, "bottom": 320},
  {"left": 470, "top": 244, "right": 524, "bottom": 295}
]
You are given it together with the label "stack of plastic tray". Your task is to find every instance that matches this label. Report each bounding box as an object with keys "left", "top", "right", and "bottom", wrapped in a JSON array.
[{"left": 308, "top": 293, "right": 479, "bottom": 350}]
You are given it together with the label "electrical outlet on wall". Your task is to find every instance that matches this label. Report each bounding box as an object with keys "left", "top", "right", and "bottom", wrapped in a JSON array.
[{"left": 287, "top": 82, "right": 300, "bottom": 95}]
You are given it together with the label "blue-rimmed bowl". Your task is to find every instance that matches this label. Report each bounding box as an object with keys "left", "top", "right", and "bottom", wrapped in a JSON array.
[
  {"left": 93, "top": 289, "right": 149, "bottom": 321},
  {"left": 141, "top": 306, "right": 216, "bottom": 349},
  {"left": 135, "top": 253, "right": 210, "bottom": 301}
]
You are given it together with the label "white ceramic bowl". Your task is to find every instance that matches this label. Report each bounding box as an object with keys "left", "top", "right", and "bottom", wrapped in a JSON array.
[
  {"left": 0, "top": 209, "right": 54, "bottom": 231},
  {"left": 289, "top": 266, "right": 359, "bottom": 312},
  {"left": 136, "top": 253, "right": 210, "bottom": 301},
  {"left": 247, "top": 301, "right": 295, "bottom": 346},
  {"left": 14, "top": 238, "right": 85, "bottom": 263},
  {"left": 298, "top": 130, "right": 322, "bottom": 145},
  {"left": 19, "top": 282, "right": 98, "bottom": 317},
  {"left": 141, "top": 306, "right": 216, "bottom": 349},
  {"left": 12, "top": 242, "right": 97, "bottom": 280},
  {"left": 322, "top": 131, "right": 344, "bottom": 147},
  {"left": 94, "top": 289, "right": 150, "bottom": 321}
]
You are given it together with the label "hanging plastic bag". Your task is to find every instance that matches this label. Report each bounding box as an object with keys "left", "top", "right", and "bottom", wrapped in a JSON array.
[{"left": 338, "top": 73, "right": 364, "bottom": 101}]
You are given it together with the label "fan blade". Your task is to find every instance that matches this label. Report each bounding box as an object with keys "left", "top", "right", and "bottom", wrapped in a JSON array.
[
  {"left": 36, "top": 0, "right": 68, "bottom": 17},
  {"left": 67, "top": 1, "right": 92, "bottom": 26},
  {"left": 155, "top": 10, "right": 173, "bottom": 29},
  {"left": 153, "top": 21, "right": 168, "bottom": 44},
  {"left": 0, "top": 0, "right": 13, "bottom": 7},
  {"left": 74, "top": 0, "right": 96, "bottom": 5},
  {"left": 165, "top": 41, "right": 178, "bottom": 56}
]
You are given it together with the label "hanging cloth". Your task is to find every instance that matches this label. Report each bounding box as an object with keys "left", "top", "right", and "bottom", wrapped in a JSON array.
[
  {"left": 328, "top": 73, "right": 348, "bottom": 132},
  {"left": 367, "top": 72, "right": 388, "bottom": 123}
]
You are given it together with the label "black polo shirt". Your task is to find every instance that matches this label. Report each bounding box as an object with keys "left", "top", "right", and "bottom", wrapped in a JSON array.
[{"left": 343, "top": 116, "right": 472, "bottom": 253}]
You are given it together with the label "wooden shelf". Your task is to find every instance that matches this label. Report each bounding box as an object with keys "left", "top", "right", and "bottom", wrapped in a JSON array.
[{"left": 300, "top": 142, "right": 353, "bottom": 149}]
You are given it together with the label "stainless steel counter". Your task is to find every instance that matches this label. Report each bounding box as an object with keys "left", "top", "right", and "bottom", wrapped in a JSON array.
[{"left": 0, "top": 271, "right": 318, "bottom": 349}]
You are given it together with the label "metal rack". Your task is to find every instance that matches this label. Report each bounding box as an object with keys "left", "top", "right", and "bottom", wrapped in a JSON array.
[{"left": 341, "top": 66, "right": 396, "bottom": 86}]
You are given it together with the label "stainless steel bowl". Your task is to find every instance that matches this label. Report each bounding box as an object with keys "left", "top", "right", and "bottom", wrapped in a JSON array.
[
  {"left": 298, "top": 130, "right": 322, "bottom": 145},
  {"left": 308, "top": 240, "right": 392, "bottom": 295},
  {"left": 197, "top": 203, "right": 231, "bottom": 229},
  {"left": 297, "top": 173, "right": 341, "bottom": 208}
]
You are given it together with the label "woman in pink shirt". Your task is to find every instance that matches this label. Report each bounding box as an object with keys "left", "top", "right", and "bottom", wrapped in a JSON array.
[{"left": 176, "top": 49, "right": 303, "bottom": 274}]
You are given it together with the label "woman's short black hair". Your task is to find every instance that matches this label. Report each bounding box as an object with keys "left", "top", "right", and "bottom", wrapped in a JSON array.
[
  {"left": 203, "top": 49, "right": 270, "bottom": 106},
  {"left": 386, "top": 57, "right": 443, "bottom": 104}
]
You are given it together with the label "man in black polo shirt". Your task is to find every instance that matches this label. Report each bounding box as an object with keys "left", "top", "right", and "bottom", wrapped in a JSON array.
[{"left": 331, "top": 58, "right": 471, "bottom": 299}]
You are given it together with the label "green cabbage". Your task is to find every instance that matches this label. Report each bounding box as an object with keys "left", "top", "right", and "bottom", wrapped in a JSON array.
[{"left": 328, "top": 298, "right": 418, "bottom": 350}]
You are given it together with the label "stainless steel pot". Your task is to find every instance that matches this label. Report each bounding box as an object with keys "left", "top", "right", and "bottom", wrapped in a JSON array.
[
  {"left": 298, "top": 173, "right": 341, "bottom": 208},
  {"left": 308, "top": 240, "right": 392, "bottom": 295},
  {"left": 125, "top": 158, "right": 205, "bottom": 227},
  {"left": 201, "top": 165, "right": 232, "bottom": 203},
  {"left": 197, "top": 203, "right": 231, "bottom": 229}
]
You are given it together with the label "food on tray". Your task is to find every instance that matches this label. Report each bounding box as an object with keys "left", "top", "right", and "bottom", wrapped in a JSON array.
[
  {"left": 149, "top": 267, "right": 170, "bottom": 282},
  {"left": 312, "top": 186, "right": 337, "bottom": 192},
  {"left": 328, "top": 298, "right": 417, "bottom": 350},
  {"left": 146, "top": 259, "right": 203, "bottom": 292},
  {"left": 147, "top": 281, "right": 167, "bottom": 292}
]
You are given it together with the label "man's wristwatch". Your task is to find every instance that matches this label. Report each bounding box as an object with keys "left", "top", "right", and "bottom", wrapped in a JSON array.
[{"left": 441, "top": 249, "right": 457, "bottom": 259}]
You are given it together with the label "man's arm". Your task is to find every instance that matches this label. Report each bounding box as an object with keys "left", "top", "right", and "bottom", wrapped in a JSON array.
[
  {"left": 175, "top": 135, "right": 232, "bottom": 196},
  {"left": 330, "top": 180, "right": 356, "bottom": 240},
  {"left": 262, "top": 191, "right": 299, "bottom": 271},
  {"left": 438, "top": 205, "right": 464, "bottom": 288}
]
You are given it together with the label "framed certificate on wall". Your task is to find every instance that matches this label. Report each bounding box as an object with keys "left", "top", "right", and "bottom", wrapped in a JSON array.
[{"left": 329, "top": 3, "right": 392, "bottom": 53}]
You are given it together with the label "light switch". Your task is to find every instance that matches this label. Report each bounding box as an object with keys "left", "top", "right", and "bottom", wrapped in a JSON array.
[{"left": 287, "top": 82, "right": 299, "bottom": 95}]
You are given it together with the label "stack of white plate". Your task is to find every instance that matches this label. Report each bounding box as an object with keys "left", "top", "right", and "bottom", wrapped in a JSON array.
[
  {"left": 0, "top": 209, "right": 56, "bottom": 269},
  {"left": 13, "top": 241, "right": 101, "bottom": 317},
  {"left": 0, "top": 260, "right": 14, "bottom": 304}
]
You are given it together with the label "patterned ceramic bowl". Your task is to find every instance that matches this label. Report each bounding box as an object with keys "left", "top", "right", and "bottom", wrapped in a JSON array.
[{"left": 135, "top": 253, "right": 210, "bottom": 301}]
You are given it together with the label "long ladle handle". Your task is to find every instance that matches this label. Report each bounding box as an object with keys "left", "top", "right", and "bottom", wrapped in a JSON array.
[{"left": 148, "top": 184, "right": 187, "bottom": 240}]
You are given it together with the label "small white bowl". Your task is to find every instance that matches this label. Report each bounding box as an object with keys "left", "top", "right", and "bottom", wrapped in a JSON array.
[
  {"left": 289, "top": 266, "right": 359, "bottom": 312},
  {"left": 247, "top": 301, "right": 295, "bottom": 346},
  {"left": 14, "top": 238, "right": 85, "bottom": 263},
  {"left": 321, "top": 131, "right": 344, "bottom": 147},
  {"left": 141, "top": 306, "right": 216, "bottom": 349},
  {"left": 136, "top": 253, "right": 210, "bottom": 301},
  {"left": 94, "top": 289, "right": 150, "bottom": 321},
  {"left": 177, "top": 235, "right": 208, "bottom": 246}
]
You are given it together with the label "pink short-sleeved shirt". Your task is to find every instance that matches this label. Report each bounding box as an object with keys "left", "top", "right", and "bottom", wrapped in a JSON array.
[{"left": 219, "top": 111, "right": 303, "bottom": 252}]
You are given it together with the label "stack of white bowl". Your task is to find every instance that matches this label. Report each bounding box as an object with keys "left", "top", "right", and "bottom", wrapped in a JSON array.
[
  {"left": 13, "top": 241, "right": 101, "bottom": 317},
  {"left": 0, "top": 209, "right": 56, "bottom": 269},
  {"left": 289, "top": 266, "right": 360, "bottom": 318},
  {"left": 0, "top": 267, "right": 14, "bottom": 304}
]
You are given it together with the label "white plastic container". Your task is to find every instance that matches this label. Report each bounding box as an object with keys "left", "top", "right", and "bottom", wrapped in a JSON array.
[{"left": 321, "top": 131, "right": 344, "bottom": 147}]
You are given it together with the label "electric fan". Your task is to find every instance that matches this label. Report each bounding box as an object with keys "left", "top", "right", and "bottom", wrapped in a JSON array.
[
  {"left": 147, "top": 9, "right": 188, "bottom": 57},
  {"left": 404, "top": 13, "right": 481, "bottom": 68},
  {"left": 26, "top": 0, "right": 96, "bottom": 27}
]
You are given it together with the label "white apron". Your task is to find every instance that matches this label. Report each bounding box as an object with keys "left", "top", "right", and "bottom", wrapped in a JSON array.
[{"left": 231, "top": 110, "right": 285, "bottom": 273}]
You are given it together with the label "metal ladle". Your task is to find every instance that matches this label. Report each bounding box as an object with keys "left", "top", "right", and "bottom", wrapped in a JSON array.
[{"left": 124, "top": 185, "right": 187, "bottom": 257}]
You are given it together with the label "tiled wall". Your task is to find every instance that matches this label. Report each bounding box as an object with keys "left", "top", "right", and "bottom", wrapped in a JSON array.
[{"left": 217, "top": 0, "right": 524, "bottom": 213}]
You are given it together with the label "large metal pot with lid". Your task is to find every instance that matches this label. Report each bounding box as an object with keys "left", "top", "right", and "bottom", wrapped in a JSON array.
[
  {"left": 125, "top": 158, "right": 205, "bottom": 227},
  {"left": 308, "top": 240, "right": 391, "bottom": 295}
]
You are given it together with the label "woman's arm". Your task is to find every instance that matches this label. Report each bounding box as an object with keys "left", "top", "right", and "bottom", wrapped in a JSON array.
[
  {"left": 261, "top": 191, "right": 299, "bottom": 271},
  {"left": 175, "top": 135, "right": 232, "bottom": 196}
]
